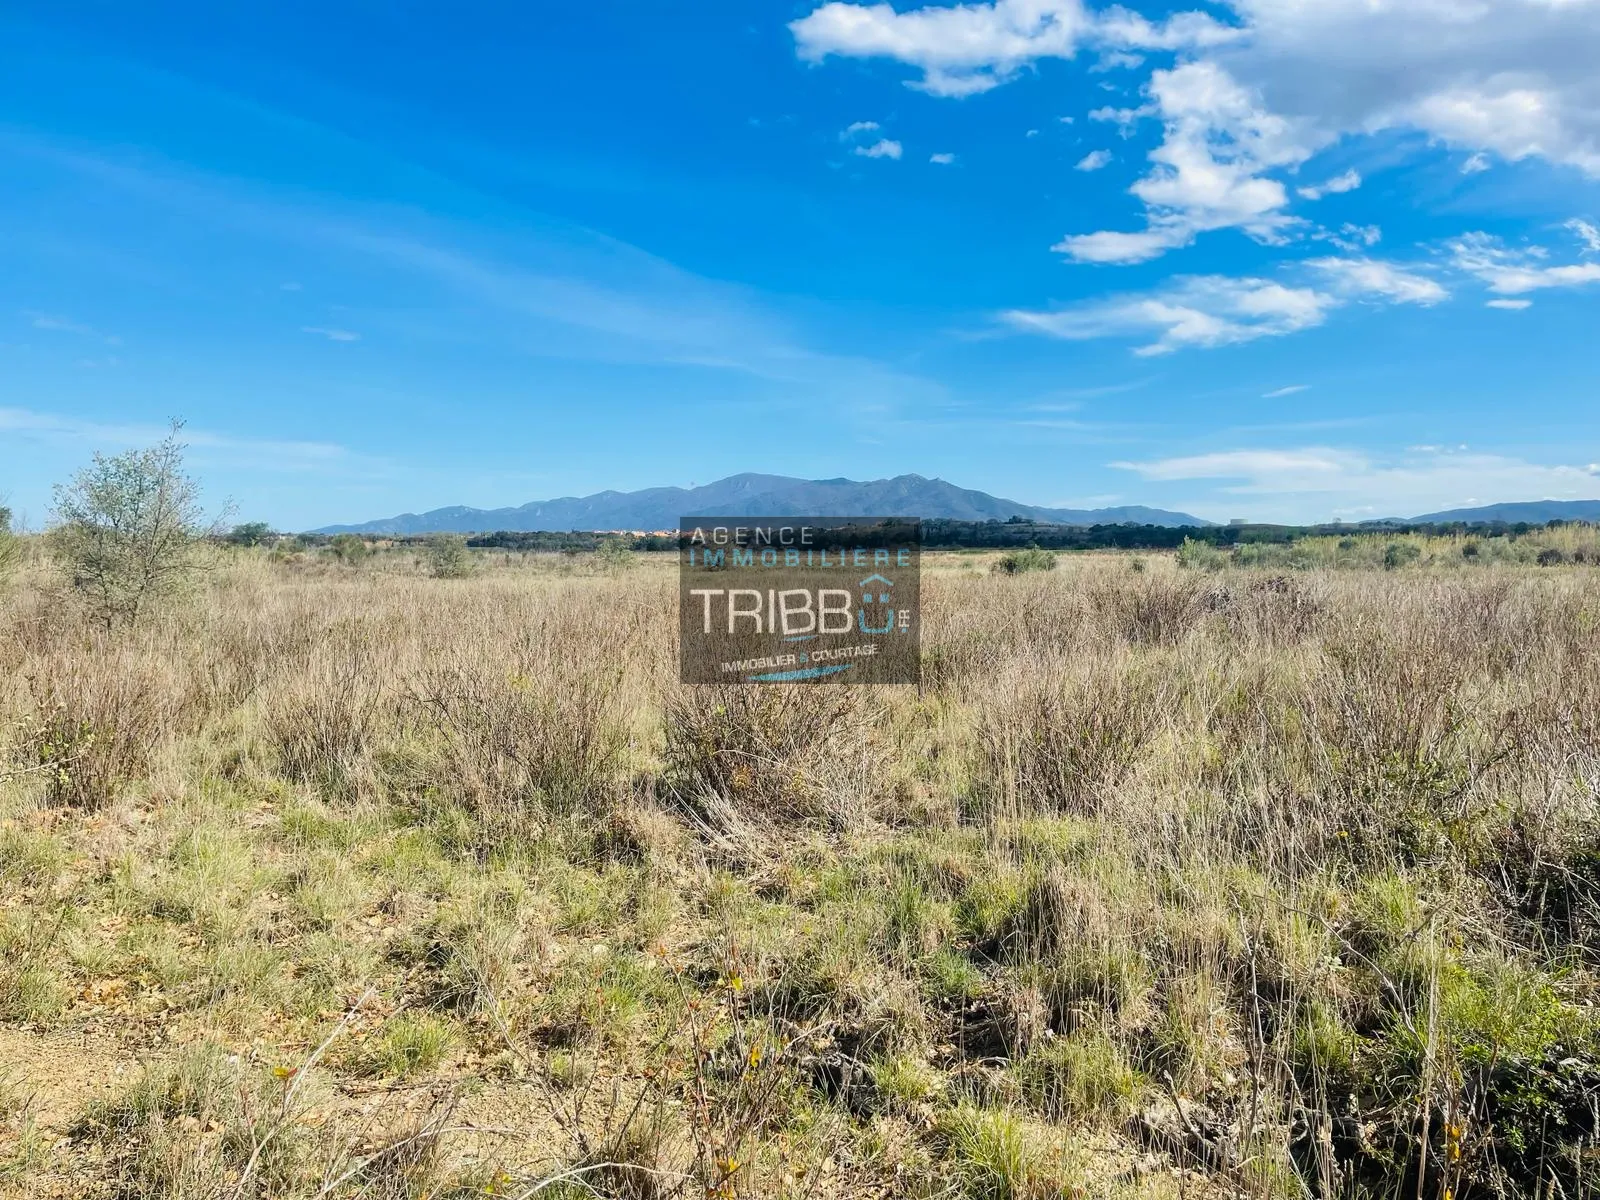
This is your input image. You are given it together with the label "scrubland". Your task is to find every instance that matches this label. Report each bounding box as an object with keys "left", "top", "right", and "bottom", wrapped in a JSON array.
[{"left": 3, "top": 545, "right": 1600, "bottom": 1199}]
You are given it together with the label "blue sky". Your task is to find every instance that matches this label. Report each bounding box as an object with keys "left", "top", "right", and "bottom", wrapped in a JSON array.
[{"left": 2, "top": 0, "right": 1598, "bottom": 528}]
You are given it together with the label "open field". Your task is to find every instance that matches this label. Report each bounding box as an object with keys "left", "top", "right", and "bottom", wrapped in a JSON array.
[{"left": 4, "top": 547, "right": 1600, "bottom": 1198}]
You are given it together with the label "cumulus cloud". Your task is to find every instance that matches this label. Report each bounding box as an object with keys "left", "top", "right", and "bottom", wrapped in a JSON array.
[
  {"left": 854, "top": 138, "right": 904, "bottom": 159},
  {"left": 794, "top": 0, "right": 1600, "bottom": 260},
  {"left": 1076, "top": 149, "right": 1113, "bottom": 171},
  {"left": 790, "top": 0, "right": 1240, "bottom": 98},
  {"left": 1487, "top": 298, "right": 1533, "bottom": 309},
  {"left": 840, "top": 120, "right": 882, "bottom": 139},
  {"left": 1297, "top": 168, "right": 1361, "bottom": 201},
  {"left": 1056, "top": 61, "right": 1315, "bottom": 263},
  {"left": 930, "top": 151, "right": 957, "bottom": 164},
  {"left": 1450, "top": 232, "right": 1600, "bottom": 294}
]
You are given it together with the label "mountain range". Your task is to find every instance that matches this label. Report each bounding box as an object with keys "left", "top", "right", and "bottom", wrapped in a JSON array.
[
  {"left": 312, "top": 473, "right": 1213, "bottom": 534},
  {"left": 1404, "top": 500, "right": 1600, "bottom": 524}
]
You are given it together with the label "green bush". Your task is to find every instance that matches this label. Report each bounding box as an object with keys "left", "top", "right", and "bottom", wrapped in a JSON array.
[
  {"left": 1175, "top": 536, "right": 1227, "bottom": 571},
  {"left": 0, "top": 506, "right": 21, "bottom": 582},
  {"left": 992, "top": 547, "right": 1057, "bottom": 575},
  {"left": 423, "top": 533, "right": 476, "bottom": 578},
  {"left": 50, "top": 426, "right": 218, "bottom": 627}
]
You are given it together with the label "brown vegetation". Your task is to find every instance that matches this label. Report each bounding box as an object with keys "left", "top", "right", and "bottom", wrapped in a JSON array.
[{"left": 4, "top": 546, "right": 1600, "bottom": 1197}]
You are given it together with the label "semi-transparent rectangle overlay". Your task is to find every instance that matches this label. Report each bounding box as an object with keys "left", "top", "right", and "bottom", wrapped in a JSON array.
[{"left": 678, "top": 518, "right": 921, "bottom": 684}]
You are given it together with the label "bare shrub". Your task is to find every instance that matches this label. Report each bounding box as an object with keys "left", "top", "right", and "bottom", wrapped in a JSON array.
[
  {"left": 1086, "top": 571, "right": 1211, "bottom": 646},
  {"left": 663, "top": 685, "right": 887, "bottom": 845},
  {"left": 13, "top": 647, "right": 180, "bottom": 809},
  {"left": 976, "top": 654, "right": 1169, "bottom": 817},
  {"left": 412, "top": 640, "right": 627, "bottom": 824},
  {"left": 262, "top": 620, "right": 387, "bottom": 791}
]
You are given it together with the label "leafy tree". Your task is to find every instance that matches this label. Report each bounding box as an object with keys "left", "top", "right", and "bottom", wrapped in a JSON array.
[
  {"left": 228, "top": 521, "right": 273, "bottom": 547},
  {"left": 423, "top": 532, "right": 475, "bottom": 578},
  {"left": 50, "top": 426, "right": 218, "bottom": 627}
]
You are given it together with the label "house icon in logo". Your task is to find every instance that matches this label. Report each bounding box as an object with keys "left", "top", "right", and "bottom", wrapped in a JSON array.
[{"left": 859, "top": 574, "right": 895, "bottom": 634}]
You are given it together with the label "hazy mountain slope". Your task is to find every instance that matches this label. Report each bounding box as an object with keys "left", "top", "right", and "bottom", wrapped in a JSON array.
[
  {"left": 313, "top": 473, "right": 1212, "bottom": 533},
  {"left": 1408, "top": 499, "right": 1600, "bottom": 523}
]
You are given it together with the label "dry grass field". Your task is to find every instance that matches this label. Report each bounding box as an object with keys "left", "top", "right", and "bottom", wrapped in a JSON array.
[{"left": 4, "top": 543, "right": 1600, "bottom": 1198}]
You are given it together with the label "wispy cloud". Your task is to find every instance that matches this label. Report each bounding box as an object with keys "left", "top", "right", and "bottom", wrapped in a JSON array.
[
  {"left": 1110, "top": 445, "right": 1600, "bottom": 521},
  {"left": 1263, "top": 384, "right": 1309, "bottom": 398},
  {"left": 1487, "top": 298, "right": 1532, "bottom": 310},
  {"left": 0, "top": 406, "right": 369, "bottom": 474},
  {"left": 301, "top": 325, "right": 361, "bottom": 342},
  {"left": 1297, "top": 169, "right": 1362, "bottom": 201},
  {"left": 929, "top": 152, "right": 956, "bottom": 165},
  {"left": 1450, "top": 232, "right": 1600, "bottom": 295},
  {"left": 23, "top": 310, "right": 120, "bottom": 345}
]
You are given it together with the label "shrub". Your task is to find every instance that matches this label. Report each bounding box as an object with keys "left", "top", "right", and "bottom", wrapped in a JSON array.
[
  {"left": 1382, "top": 540, "right": 1422, "bottom": 570},
  {"left": 1175, "top": 536, "right": 1227, "bottom": 571},
  {"left": 0, "top": 505, "right": 21, "bottom": 582},
  {"left": 992, "top": 547, "right": 1057, "bottom": 575},
  {"left": 595, "top": 536, "right": 635, "bottom": 572},
  {"left": 423, "top": 533, "right": 475, "bottom": 578},
  {"left": 329, "top": 533, "right": 370, "bottom": 565},
  {"left": 49, "top": 426, "right": 218, "bottom": 627}
]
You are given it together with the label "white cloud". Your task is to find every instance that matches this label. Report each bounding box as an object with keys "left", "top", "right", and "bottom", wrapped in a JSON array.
[
  {"left": 1263, "top": 384, "right": 1309, "bottom": 398},
  {"left": 1056, "top": 60, "right": 1315, "bottom": 263},
  {"left": 854, "top": 138, "right": 904, "bottom": 159},
  {"left": 790, "top": 0, "right": 1240, "bottom": 98},
  {"left": 1297, "top": 168, "right": 1361, "bottom": 200},
  {"left": 1306, "top": 256, "right": 1448, "bottom": 305},
  {"left": 1570, "top": 218, "right": 1600, "bottom": 253},
  {"left": 930, "top": 152, "right": 957, "bottom": 164},
  {"left": 1487, "top": 298, "right": 1533, "bottom": 309},
  {"left": 1076, "top": 149, "right": 1113, "bottom": 171},
  {"left": 795, "top": 0, "right": 1600, "bottom": 260},
  {"left": 1110, "top": 445, "right": 1600, "bottom": 520},
  {"left": 1005, "top": 254, "right": 1444, "bottom": 353},
  {"left": 1450, "top": 231, "right": 1600, "bottom": 294},
  {"left": 301, "top": 325, "right": 361, "bottom": 341},
  {"left": 0, "top": 406, "right": 357, "bottom": 472},
  {"left": 841, "top": 120, "right": 881, "bottom": 139},
  {"left": 1002, "top": 274, "right": 1334, "bottom": 355}
]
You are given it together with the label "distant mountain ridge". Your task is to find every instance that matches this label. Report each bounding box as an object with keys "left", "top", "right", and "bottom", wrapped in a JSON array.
[
  {"left": 1405, "top": 499, "right": 1600, "bottom": 524},
  {"left": 312, "top": 473, "right": 1213, "bottom": 534}
]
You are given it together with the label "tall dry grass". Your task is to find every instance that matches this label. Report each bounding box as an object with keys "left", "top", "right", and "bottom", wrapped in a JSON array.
[{"left": 3, "top": 549, "right": 1600, "bottom": 1197}]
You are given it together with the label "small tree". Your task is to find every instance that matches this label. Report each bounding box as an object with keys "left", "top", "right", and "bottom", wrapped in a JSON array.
[
  {"left": 596, "top": 536, "right": 635, "bottom": 572},
  {"left": 0, "top": 505, "right": 21, "bottom": 582},
  {"left": 51, "top": 426, "right": 216, "bottom": 627},
  {"left": 228, "top": 521, "right": 273, "bottom": 547},
  {"left": 423, "top": 533, "right": 475, "bottom": 578}
]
